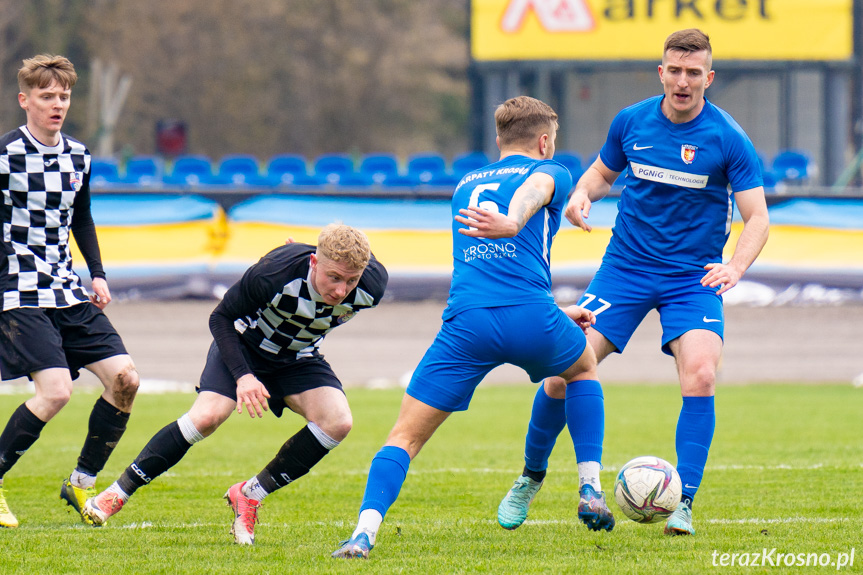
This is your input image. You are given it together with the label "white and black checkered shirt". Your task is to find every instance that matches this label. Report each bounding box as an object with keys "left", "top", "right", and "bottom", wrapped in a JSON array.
[
  {"left": 210, "top": 243, "right": 388, "bottom": 379},
  {"left": 1, "top": 126, "right": 102, "bottom": 311}
]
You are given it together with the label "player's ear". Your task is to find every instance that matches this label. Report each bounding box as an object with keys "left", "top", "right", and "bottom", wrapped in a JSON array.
[
  {"left": 705, "top": 69, "right": 715, "bottom": 89},
  {"left": 18, "top": 92, "right": 28, "bottom": 110}
]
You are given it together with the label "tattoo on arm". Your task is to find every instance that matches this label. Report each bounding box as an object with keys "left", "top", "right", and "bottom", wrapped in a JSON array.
[{"left": 511, "top": 185, "right": 546, "bottom": 229}]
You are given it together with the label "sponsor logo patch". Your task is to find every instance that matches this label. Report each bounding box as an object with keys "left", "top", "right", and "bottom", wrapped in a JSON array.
[{"left": 630, "top": 162, "right": 708, "bottom": 189}]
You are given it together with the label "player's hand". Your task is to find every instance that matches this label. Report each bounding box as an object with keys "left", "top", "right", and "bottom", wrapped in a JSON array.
[
  {"left": 284, "top": 237, "right": 296, "bottom": 244},
  {"left": 562, "top": 304, "right": 596, "bottom": 333},
  {"left": 455, "top": 207, "right": 518, "bottom": 239},
  {"left": 565, "top": 191, "right": 593, "bottom": 232},
  {"left": 702, "top": 262, "right": 743, "bottom": 296},
  {"left": 235, "top": 373, "right": 271, "bottom": 418},
  {"left": 90, "top": 277, "right": 112, "bottom": 309}
]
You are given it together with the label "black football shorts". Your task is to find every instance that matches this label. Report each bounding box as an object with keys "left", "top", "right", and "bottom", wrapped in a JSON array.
[
  {"left": 197, "top": 341, "right": 344, "bottom": 417},
  {"left": 0, "top": 303, "right": 128, "bottom": 381}
]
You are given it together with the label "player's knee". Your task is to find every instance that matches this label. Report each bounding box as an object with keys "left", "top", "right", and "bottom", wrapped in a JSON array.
[
  {"left": 111, "top": 364, "right": 139, "bottom": 408},
  {"left": 191, "top": 409, "right": 229, "bottom": 437},
  {"left": 682, "top": 363, "right": 716, "bottom": 395},
  {"left": 317, "top": 413, "right": 352, "bottom": 443},
  {"left": 38, "top": 381, "right": 73, "bottom": 412}
]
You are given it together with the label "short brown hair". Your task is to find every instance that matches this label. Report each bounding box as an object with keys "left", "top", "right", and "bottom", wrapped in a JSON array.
[
  {"left": 663, "top": 29, "right": 712, "bottom": 67},
  {"left": 18, "top": 54, "right": 78, "bottom": 93},
  {"left": 317, "top": 223, "right": 371, "bottom": 270},
  {"left": 494, "top": 96, "right": 558, "bottom": 149}
]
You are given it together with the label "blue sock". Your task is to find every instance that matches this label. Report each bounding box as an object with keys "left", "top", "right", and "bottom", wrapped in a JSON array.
[
  {"left": 675, "top": 396, "right": 716, "bottom": 503},
  {"left": 564, "top": 379, "right": 604, "bottom": 463},
  {"left": 359, "top": 445, "right": 411, "bottom": 519},
  {"left": 524, "top": 385, "right": 566, "bottom": 472}
]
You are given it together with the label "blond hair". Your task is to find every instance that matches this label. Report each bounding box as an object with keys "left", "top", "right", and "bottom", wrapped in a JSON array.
[
  {"left": 18, "top": 54, "right": 78, "bottom": 93},
  {"left": 495, "top": 96, "right": 558, "bottom": 149},
  {"left": 317, "top": 224, "right": 371, "bottom": 270}
]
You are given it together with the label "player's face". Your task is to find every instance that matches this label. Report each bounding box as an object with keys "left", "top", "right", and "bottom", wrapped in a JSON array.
[
  {"left": 18, "top": 80, "right": 71, "bottom": 145},
  {"left": 658, "top": 49, "right": 714, "bottom": 124},
  {"left": 309, "top": 253, "right": 364, "bottom": 305}
]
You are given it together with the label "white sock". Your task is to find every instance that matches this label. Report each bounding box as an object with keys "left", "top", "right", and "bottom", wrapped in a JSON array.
[
  {"left": 242, "top": 476, "right": 269, "bottom": 501},
  {"left": 352, "top": 509, "right": 383, "bottom": 545},
  {"left": 71, "top": 469, "right": 97, "bottom": 489},
  {"left": 578, "top": 461, "right": 601, "bottom": 491},
  {"left": 177, "top": 413, "right": 205, "bottom": 445},
  {"left": 106, "top": 481, "right": 130, "bottom": 503}
]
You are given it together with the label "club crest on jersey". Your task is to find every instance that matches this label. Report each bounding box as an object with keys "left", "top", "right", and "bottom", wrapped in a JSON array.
[
  {"left": 337, "top": 311, "right": 356, "bottom": 325},
  {"left": 70, "top": 172, "right": 83, "bottom": 191},
  {"left": 681, "top": 145, "right": 697, "bottom": 165}
]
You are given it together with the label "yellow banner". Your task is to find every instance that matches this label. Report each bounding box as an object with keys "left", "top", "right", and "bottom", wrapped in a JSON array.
[{"left": 472, "top": 0, "right": 853, "bottom": 61}]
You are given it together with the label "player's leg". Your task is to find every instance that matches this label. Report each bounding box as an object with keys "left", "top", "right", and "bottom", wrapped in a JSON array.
[
  {"left": 53, "top": 303, "right": 138, "bottom": 522},
  {"left": 0, "top": 308, "right": 72, "bottom": 527},
  {"left": 334, "top": 311, "right": 491, "bottom": 558},
  {"left": 229, "top": 377, "right": 351, "bottom": 545},
  {"left": 83, "top": 390, "right": 234, "bottom": 526},
  {"left": 83, "top": 342, "right": 237, "bottom": 525},
  {"left": 658, "top": 277, "right": 723, "bottom": 536},
  {"left": 333, "top": 394, "right": 451, "bottom": 559}
]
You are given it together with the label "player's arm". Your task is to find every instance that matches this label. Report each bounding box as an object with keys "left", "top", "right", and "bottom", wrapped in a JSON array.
[
  {"left": 565, "top": 157, "right": 619, "bottom": 232},
  {"left": 70, "top": 173, "right": 111, "bottom": 309},
  {"left": 455, "top": 172, "right": 554, "bottom": 239},
  {"left": 702, "top": 187, "right": 769, "bottom": 295},
  {"left": 209, "top": 264, "right": 279, "bottom": 418}
]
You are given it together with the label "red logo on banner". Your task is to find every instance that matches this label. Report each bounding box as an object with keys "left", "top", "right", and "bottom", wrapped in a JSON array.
[{"left": 501, "top": 0, "right": 596, "bottom": 32}]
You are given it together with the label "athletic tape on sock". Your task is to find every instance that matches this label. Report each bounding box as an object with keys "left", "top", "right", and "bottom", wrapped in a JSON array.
[{"left": 308, "top": 421, "right": 339, "bottom": 450}]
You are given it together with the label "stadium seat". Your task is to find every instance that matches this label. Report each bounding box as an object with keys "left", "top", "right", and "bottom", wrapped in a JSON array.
[
  {"left": 359, "top": 154, "right": 400, "bottom": 184},
  {"left": 451, "top": 151, "right": 490, "bottom": 178},
  {"left": 771, "top": 149, "right": 811, "bottom": 183},
  {"left": 217, "top": 155, "right": 266, "bottom": 186},
  {"left": 165, "top": 155, "right": 216, "bottom": 186},
  {"left": 407, "top": 153, "right": 448, "bottom": 185},
  {"left": 266, "top": 154, "right": 314, "bottom": 186},
  {"left": 122, "top": 156, "right": 163, "bottom": 187},
  {"left": 554, "top": 152, "right": 583, "bottom": 181},
  {"left": 313, "top": 154, "right": 357, "bottom": 185},
  {"left": 89, "top": 158, "right": 121, "bottom": 188}
]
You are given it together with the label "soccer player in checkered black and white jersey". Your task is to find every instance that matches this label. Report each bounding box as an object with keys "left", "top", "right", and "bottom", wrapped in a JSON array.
[
  {"left": 0, "top": 55, "right": 140, "bottom": 529},
  {"left": 82, "top": 224, "right": 388, "bottom": 545}
]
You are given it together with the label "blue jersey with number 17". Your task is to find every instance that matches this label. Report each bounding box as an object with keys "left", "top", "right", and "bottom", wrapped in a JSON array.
[
  {"left": 600, "top": 96, "right": 762, "bottom": 275},
  {"left": 442, "top": 154, "right": 572, "bottom": 320}
]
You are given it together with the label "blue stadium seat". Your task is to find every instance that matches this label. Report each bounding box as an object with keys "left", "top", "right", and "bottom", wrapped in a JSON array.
[
  {"left": 554, "top": 152, "right": 583, "bottom": 181},
  {"left": 313, "top": 154, "right": 356, "bottom": 185},
  {"left": 771, "top": 149, "right": 811, "bottom": 183},
  {"left": 218, "top": 155, "right": 266, "bottom": 186},
  {"left": 407, "top": 153, "right": 447, "bottom": 185},
  {"left": 122, "top": 156, "right": 163, "bottom": 187},
  {"left": 165, "top": 155, "right": 216, "bottom": 186},
  {"left": 451, "top": 151, "right": 490, "bottom": 178},
  {"left": 266, "top": 154, "right": 314, "bottom": 186},
  {"left": 89, "top": 158, "right": 121, "bottom": 188},
  {"left": 359, "top": 154, "right": 400, "bottom": 184}
]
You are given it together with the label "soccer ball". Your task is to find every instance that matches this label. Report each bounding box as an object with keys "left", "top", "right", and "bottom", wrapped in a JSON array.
[{"left": 613, "top": 456, "right": 682, "bottom": 523}]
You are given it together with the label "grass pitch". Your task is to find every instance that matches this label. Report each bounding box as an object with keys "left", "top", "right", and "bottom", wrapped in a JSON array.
[{"left": 0, "top": 383, "right": 860, "bottom": 574}]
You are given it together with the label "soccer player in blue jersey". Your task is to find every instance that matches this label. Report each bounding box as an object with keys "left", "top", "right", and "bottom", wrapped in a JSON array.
[
  {"left": 332, "top": 96, "right": 614, "bottom": 560},
  {"left": 496, "top": 29, "right": 770, "bottom": 536}
]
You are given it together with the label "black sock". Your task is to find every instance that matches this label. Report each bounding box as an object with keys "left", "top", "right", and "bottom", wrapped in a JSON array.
[
  {"left": 522, "top": 465, "right": 547, "bottom": 483},
  {"left": 681, "top": 494, "right": 694, "bottom": 509},
  {"left": 76, "top": 397, "right": 131, "bottom": 476},
  {"left": 117, "top": 421, "right": 191, "bottom": 496},
  {"left": 256, "top": 426, "right": 330, "bottom": 493},
  {"left": 0, "top": 403, "right": 47, "bottom": 477}
]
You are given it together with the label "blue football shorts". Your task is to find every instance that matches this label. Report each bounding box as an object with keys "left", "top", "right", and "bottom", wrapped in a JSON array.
[
  {"left": 578, "top": 262, "right": 724, "bottom": 356},
  {"left": 406, "top": 302, "right": 588, "bottom": 412}
]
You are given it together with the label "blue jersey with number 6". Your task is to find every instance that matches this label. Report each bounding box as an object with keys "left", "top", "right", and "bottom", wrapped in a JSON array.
[{"left": 443, "top": 155, "right": 572, "bottom": 320}]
